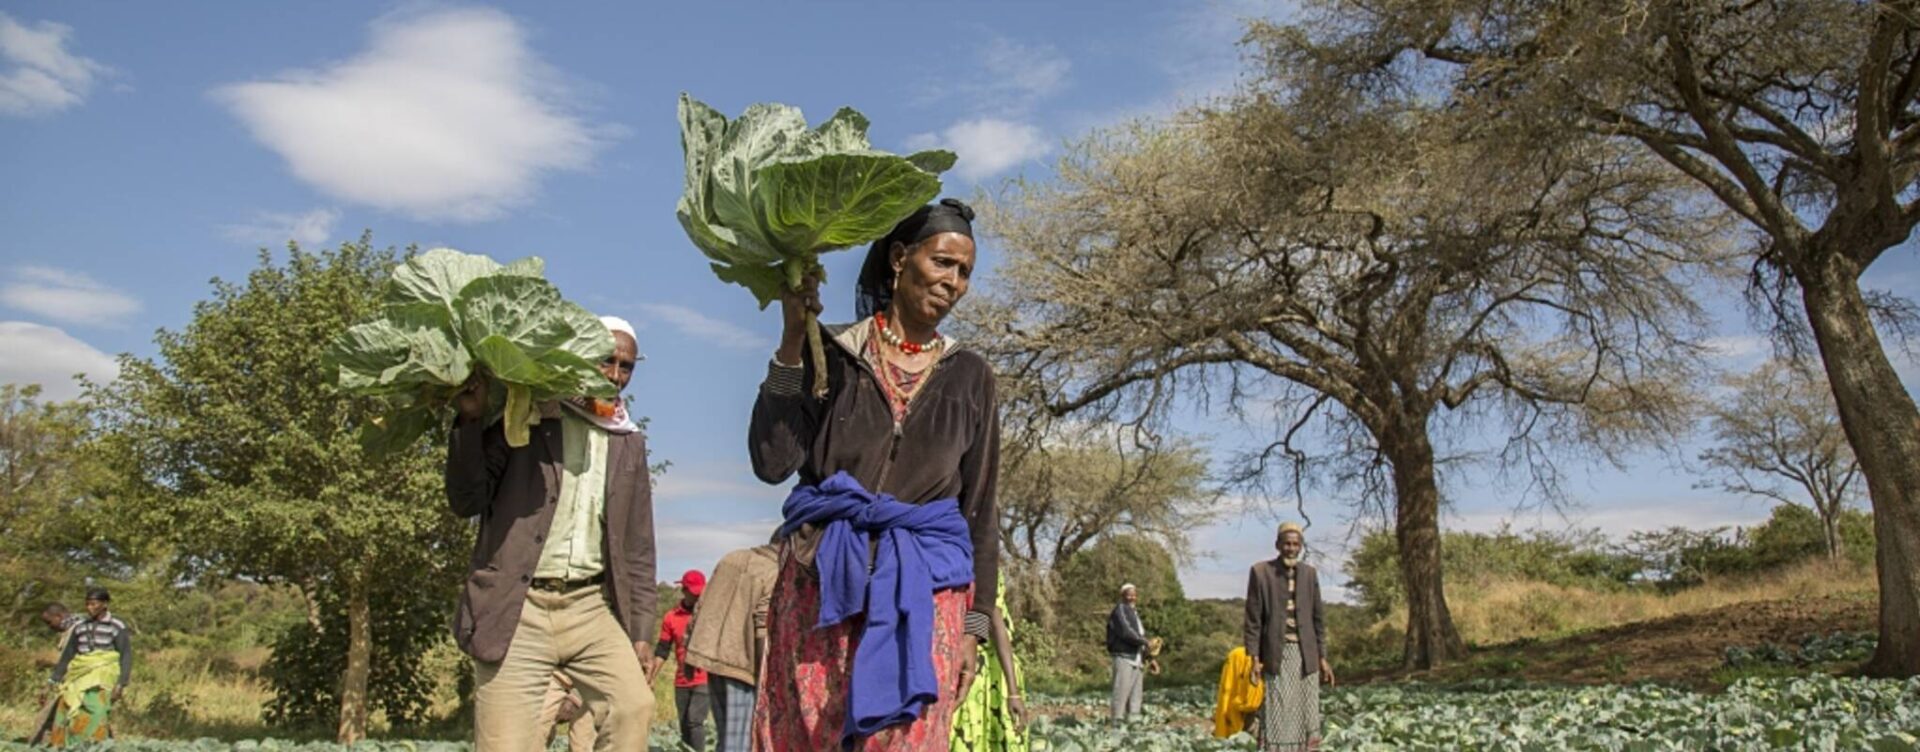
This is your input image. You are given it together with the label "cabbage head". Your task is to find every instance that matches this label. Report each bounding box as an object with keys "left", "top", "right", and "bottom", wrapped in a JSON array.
[
  {"left": 328, "top": 248, "right": 614, "bottom": 452},
  {"left": 675, "top": 93, "right": 955, "bottom": 395}
]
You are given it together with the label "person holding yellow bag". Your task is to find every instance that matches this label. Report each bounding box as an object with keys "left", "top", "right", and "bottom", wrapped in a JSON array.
[
  {"left": 950, "top": 579, "right": 1027, "bottom": 752},
  {"left": 1243, "top": 523, "right": 1333, "bottom": 752},
  {"left": 1213, "top": 646, "right": 1264, "bottom": 739}
]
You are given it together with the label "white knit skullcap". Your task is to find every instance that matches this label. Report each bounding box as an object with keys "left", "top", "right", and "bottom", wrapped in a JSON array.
[{"left": 600, "top": 315, "right": 637, "bottom": 341}]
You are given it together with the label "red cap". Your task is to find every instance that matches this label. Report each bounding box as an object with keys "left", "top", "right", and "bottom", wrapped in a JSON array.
[{"left": 677, "top": 569, "right": 706, "bottom": 596}]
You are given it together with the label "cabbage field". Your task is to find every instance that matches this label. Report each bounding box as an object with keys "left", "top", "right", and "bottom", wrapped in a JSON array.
[
  {"left": 1022, "top": 676, "right": 1920, "bottom": 752},
  {"left": 6, "top": 675, "right": 1916, "bottom": 752}
]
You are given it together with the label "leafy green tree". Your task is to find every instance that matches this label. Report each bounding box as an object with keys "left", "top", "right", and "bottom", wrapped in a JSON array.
[
  {"left": 1747, "top": 503, "right": 1877, "bottom": 570},
  {"left": 0, "top": 384, "right": 127, "bottom": 620},
  {"left": 91, "top": 238, "right": 468, "bottom": 742}
]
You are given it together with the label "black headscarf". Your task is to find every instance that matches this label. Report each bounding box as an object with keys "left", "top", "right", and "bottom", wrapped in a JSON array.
[{"left": 855, "top": 198, "right": 975, "bottom": 319}]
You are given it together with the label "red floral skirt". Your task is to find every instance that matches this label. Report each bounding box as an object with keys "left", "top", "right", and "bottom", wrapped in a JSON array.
[{"left": 752, "top": 545, "right": 973, "bottom": 751}]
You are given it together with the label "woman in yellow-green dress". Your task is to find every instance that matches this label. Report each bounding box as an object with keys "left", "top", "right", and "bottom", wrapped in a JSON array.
[{"left": 950, "top": 579, "right": 1027, "bottom": 752}]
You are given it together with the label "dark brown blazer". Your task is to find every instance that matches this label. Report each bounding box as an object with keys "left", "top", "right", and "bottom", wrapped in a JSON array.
[
  {"left": 1243, "top": 559, "right": 1325, "bottom": 679},
  {"left": 445, "top": 414, "right": 658, "bottom": 663}
]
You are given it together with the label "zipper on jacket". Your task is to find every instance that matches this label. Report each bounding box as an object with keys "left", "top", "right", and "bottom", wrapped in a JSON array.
[
  {"left": 874, "top": 419, "right": 904, "bottom": 492},
  {"left": 828, "top": 320, "right": 956, "bottom": 501}
]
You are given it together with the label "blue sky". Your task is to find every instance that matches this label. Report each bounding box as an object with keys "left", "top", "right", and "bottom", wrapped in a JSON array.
[{"left": 4, "top": 2, "right": 1915, "bottom": 601}]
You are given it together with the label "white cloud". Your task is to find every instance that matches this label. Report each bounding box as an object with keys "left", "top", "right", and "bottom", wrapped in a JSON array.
[
  {"left": 1161, "top": 0, "right": 1276, "bottom": 99},
  {"left": 220, "top": 207, "right": 341, "bottom": 248},
  {"left": 0, "top": 12, "right": 106, "bottom": 117},
  {"left": 213, "top": 8, "right": 608, "bottom": 222},
  {"left": 906, "top": 119, "right": 1050, "bottom": 182},
  {"left": 970, "top": 36, "right": 1070, "bottom": 114},
  {"left": 0, "top": 321, "right": 117, "bottom": 400},
  {"left": 1176, "top": 494, "right": 1355, "bottom": 600},
  {"left": 1704, "top": 334, "right": 1767, "bottom": 361},
  {"left": 905, "top": 34, "right": 1064, "bottom": 184},
  {"left": 1179, "top": 491, "right": 1783, "bottom": 601},
  {"left": 0, "top": 266, "right": 141, "bottom": 327},
  {"left": 1067, "top": 0, "right": 1290, "bottom": 130},
  {"left": 654, "top": 470, "right": 781, "bottom": 504},
  {"left": 635, "top": 302, "right": 770, "bottom": 351},
  {"left": 655, "top": 516, "right": 783, "bottom": 580},
  {"left": 1445, "top": 495, "right": 1776, "bottom": 541}
]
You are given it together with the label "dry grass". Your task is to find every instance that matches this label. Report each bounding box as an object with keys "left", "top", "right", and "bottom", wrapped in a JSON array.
[
  {"left": 4, "top": 637, "right": 692, "bottom": 744},
  {"left": 1, "top": 646, "right": 275, "bottom": 741},
  {"left": 1358, "top": 557, "right": 1878, "bottom": 649}
]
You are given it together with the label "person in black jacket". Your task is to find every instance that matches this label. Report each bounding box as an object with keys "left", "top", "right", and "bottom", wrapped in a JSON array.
[{"left": 1105, "top": 583, "right": 1149, "bottom": 722}]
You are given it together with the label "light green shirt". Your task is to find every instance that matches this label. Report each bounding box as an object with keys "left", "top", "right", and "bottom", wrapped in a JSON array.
[{"left": 533, "top": 411, "right": 608, "bottom": 580}]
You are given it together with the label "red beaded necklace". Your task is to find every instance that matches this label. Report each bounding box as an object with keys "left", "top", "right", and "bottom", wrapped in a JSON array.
[{"left": 873, "top": 311, "right": 941, "bottom": 355}]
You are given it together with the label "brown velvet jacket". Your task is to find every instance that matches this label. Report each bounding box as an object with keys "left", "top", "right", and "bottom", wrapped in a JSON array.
[
  {"left": 1243, "top": 559, "right": 1325, "bottom": 679},
  {"left": 445, "top": 413, "right": 659, "bottom": 663},
  {"left": 749, "top": 321, "right": 1001, "bottom": 625}
]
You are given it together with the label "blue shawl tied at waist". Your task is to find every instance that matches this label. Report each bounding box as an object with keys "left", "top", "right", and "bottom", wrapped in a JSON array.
[{"left": 780, "top": 470, "right": 975, "bottom": 743}]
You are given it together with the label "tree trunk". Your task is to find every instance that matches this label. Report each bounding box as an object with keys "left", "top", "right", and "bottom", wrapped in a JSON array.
[
  {"left": 1384, "top": 425, "right": 1468, "bottom": 669},
  {"left": 1823, "top": 506, "right": 1844, "bottom": 562},
  {"left": 1800, "top": 257, "right": 1920, "bottom": 678},
  {"left": 337, "top": 585, "right": 373, "bottom": 743}
]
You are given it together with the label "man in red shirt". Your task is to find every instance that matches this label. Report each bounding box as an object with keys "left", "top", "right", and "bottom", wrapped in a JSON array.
[{"left": 653, "top": 569, "right": 709, "bottom": 751}]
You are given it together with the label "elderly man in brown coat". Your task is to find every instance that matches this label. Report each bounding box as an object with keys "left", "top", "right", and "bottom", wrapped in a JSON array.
[
  {"left": 1244, "top": 522, "right": 1334, "bottom": 752},
  {"left": 446, "top": 316, "right": 657, "bottom": 751}
]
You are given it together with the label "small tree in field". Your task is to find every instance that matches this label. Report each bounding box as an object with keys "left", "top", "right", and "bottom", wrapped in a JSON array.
[
  {"left": 92, "top": 238, "right": 468, "bottom": 742},
  {"left": 1698, "top": 360, "right": 1862, "bottom": 560}
]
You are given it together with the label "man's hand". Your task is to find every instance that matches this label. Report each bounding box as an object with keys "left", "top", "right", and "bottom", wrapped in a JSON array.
[
  {"left": 1319, "top": 658, "right": 1336, "bottom": 687},
  {"left": 454, "top": 372, "right": 492, "bottom": 422},
  {"left": 1249, "top": 658, "right": 1263, "bottom": 687},
  {"left": 110, "top": 686, "right": 124, "bottom": 703},
  {"left": 633, "top": 641, "right": 652, "bottom": 677}
]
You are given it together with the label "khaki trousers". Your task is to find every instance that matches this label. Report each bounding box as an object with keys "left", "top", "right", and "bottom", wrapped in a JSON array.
[
  {"left": 475, "top": 586, "right": 653, "bottom": 751},
  {"left": 537, "top": 672, "right": 595, "bottom": 752}
]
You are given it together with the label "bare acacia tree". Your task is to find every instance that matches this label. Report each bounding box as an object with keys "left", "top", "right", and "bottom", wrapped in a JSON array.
[
  {"left": 995, "top": 422, "right": 1215, "bottom": 573},
  {"left": 970, "top": 102, "right": 1710, "bottom": 668},
  {"left": 1259, "top": 0, "right": 1920, "bottom": 677},
  {"left": 1698, "top": 360, "right": 1862, "bottom": 559}
]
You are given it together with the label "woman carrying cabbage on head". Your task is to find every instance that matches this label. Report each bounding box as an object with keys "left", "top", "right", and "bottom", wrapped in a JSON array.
[{"left": 747, "top": 198, "right": 1001, "bottom": 751}]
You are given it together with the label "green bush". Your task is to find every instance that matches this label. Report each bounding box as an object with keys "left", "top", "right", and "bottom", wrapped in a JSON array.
[
  {"left": 1745, "top": 504, "right": 1875, "bottom": 569},
  {"left": 1346, "top": 526, "right": 1641, "bottom": 616},
  {"left": 261, "top": 583, "right": 450, "bottom": 733}
]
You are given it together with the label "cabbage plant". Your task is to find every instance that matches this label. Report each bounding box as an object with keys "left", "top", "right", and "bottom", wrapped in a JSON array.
[
  {"left": 675, "top": 93, "right": 955, "bottom": 396},
  {"left": 327, "top": 248, "right": 613, "bottom": 452}
]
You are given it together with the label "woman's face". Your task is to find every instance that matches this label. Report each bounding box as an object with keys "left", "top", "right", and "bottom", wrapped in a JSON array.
[{"left": 891, "top": 232, "right": 975, "bottom": 327}]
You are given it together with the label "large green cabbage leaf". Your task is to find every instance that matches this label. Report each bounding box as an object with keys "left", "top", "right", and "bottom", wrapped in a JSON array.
[
  {"left": 676, "top": 93, "right": 955, "bottom": 395},
  {"left": 328, "top": 248, "right": 614, "bottom": 453}
]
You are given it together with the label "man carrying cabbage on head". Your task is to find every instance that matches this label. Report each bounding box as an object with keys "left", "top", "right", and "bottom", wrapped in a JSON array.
[{"left": 444, "top": 315, "right": 659, "bottom": 751}]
